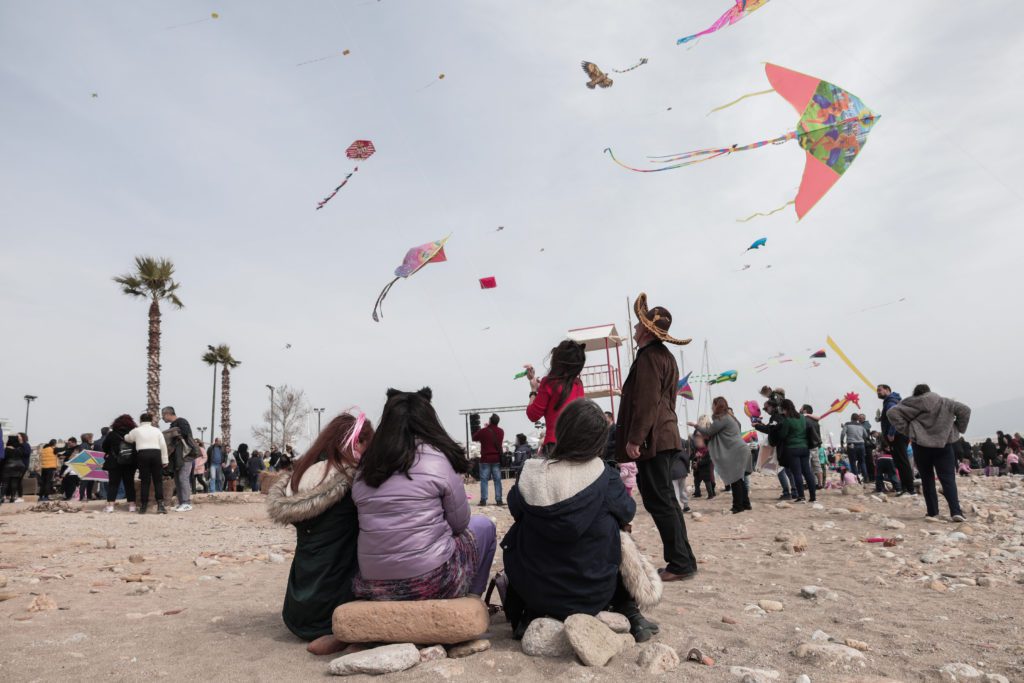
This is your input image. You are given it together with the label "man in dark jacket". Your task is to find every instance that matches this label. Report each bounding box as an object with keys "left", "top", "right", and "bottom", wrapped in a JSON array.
[
  {"left": 615, "top": 293, "right": 697, "bottom": 581},
  {"left": 162, "top": 406, "right": 197, "bottom": 511},
  {"left": 877, "top": 385, "right": 917, "bottom": 496}
]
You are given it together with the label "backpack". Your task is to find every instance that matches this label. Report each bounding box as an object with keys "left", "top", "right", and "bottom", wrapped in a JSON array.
[{"left": 116, "top": 440, "right": 135, "bottom": 466}]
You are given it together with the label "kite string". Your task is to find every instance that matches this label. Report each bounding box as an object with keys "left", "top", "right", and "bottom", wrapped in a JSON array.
[{"left": 736, "top": 200, "right": 794, "bottom": 222}]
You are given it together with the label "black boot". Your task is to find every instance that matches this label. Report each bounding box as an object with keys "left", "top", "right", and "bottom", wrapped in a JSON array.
[
  {"left": 626, "top": 612, "right": 659, "bottom": 642},
  {"left": 138, "top": 504, "right": 147, "bottom": 514},
  {"left": 157, "top": 502, "right": 168, "bottom": 514}
]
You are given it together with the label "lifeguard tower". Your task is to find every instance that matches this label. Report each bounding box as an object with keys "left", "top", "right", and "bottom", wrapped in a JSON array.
[{"left": 567, "top": 323, "right": 626, "bottom": 419}]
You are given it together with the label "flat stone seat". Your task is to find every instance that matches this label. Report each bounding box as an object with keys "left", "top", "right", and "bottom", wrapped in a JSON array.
[
  {"left": 259, "top": 471, "right": 283, "bottom": 494},
  {"left": 333, "top": 597, "right": 489, "bottom": 645}
]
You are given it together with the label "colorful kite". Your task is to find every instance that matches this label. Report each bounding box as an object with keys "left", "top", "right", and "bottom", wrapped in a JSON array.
[
  {"left": 317, "top": 140, "right": 376, "bottom": 210},
  {"left": 479, "top": 277, "right": 497, "bottom": 289},
  {"left": 64, "top": 450, "right": 108, "bottom": 482},
  {"left": 743, "top": 400, "right": 761, "bottom": 420},
  {"left": 741, "top": 430, "right": 759, "bottom": 444},
  {"left": 605, "top": 63, "right": 879, "bottom": 221},
  {"left": 677, "top": 0, "right": 770, "bottom": 45},
  {"left": 372, "top": 236, "right": 449, "bottom": 322},
  {"left": 810, "top": 349, "right": 827, "bottom": 359},
  {"left": 677, "top": 372, "right": 694, "bottom": 400},
  {"left": 826, "top": 335, "right": 875, "bottom": 392},
  {"left": 746, "top": 238, "right": 767, "bottom": 252},
  {"left": 708, "top": 370, "right": 738, "bottom": 385},
  {"left": 817, "top": 392, "right": 861, "bottom": 420}
]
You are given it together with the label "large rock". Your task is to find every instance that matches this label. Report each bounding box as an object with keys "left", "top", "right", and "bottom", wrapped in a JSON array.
[
  {"left": 938, "top": 663, "right": 982, "bottom": 682},
  {"left": 521, "top": 617, "right": 572, "bottom": 657},
  {"left": 563, "top": 613, "right": 625, "bottom": 667},
  {"left": 638, "top": 643, "right": 680, "bottom": 674},
  {"left": 332, "top": 598, "right": 489, "bottom": 645},
  {"left": 793, "top": 642, "right": 867, "bottom": 667},
  {"left": 328, "top": 643, "right": 420, "bottom": 676}
]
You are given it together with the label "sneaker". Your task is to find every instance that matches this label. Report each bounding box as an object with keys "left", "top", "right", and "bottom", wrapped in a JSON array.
[
  {"left": 683, "top": 506, "right": 692, "bottom": 513},
  {"left": 14, "top": 498, "right": 24, "bottom": 503},
  {"left": 778, "top": 493, "right": 791, "bottom": 500},
  {"left": 795, "top": 498, "right": 807, "bottom": 504},
  {"left": 138, "top": 504, "right": 148, "bottom": 514},
  {"left": 951, "top": 514, "right": 966, "bottom": 523},
  {"left": 128, "top": 504, "right": 137, "bottom": 513},
  {"left": 179, "top": 504, "right": 193, "bottom": 511},
  {"left": 477, "top": 501, "right": 487, "bottom": 507},
  {"left": 104, "top": 504, "right": 114, "bottom": 513}
]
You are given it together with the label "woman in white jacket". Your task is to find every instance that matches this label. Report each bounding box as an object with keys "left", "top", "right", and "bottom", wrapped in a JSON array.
[{"left": 125, "top": 412, "right": 169, "bottom": 514}]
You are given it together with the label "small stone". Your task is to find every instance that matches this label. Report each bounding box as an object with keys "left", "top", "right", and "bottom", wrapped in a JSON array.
[
  {"left": 793, "top": 642, "right": 866, "bottom": 667},
  {"left": 106, "top": 538, "right": 117, "bottom": 549},
  {"left": 920, "top": 550, "right": 945, "bottom": 564},
  {"left": 848, "top": 505, "right": 865, "bottom": 513},
  {"left": 128, "top": 554, "right": 145, "bottom": 564},
  {"left": 982, "top": 674, "right": 1009, "bottom": 683},
  {"left": 128, "top": 585, "right": 151, "bottom": 596},
  {"left": 775, "top": 530, "right": 795, "bottom": 542},
  {"left": 0, "top": 574, "right": 6, "bottom": 588},
  {"left": 929, "top": 580, "right": 948, "bottom": 593},
  {"left": 830, "top": 508, "right": 851, "bottom": 515},
  {"left": 729, "top": 666, "right": 781, "bottom": 682},
  {"left": 722, "top": 615, "right": 738, "bottom": 625},
  {"left": 89, "top": 588, "right": 100, "bottom": 594},
  {"left": 776, "top": 502, "right": 792, "bottom": 509},
  {"left": 812, "top": 503, "right": 825, "bottom": 510},
  {"left": 564, "top": 613, "right": 625, "bottom": 667},
  {"left": 419, "top": 645, "right": 447, "bottom": 662},
  {"left": 810, "top": 629, "right": 833, "bottom": 642},
  {"left": 194, "top": 557, "right": 220, "bottom": 568},
  {"left": 691, "top": 511, "right": 704, "bottom": 521},
  {"left": 794, "top": 676, "right": 811, "bottom": 683},
  {"left": 328, "top": 643, "right": 420, "bottom": 676},
  {"left": 844, "top": 638, "right": 870, "bottom": 651},
  {"left": 883, "top": 518, "right": 906, "bottom": 530},
  {"left": 758, "top": 599, "right": 784, "bottom": 613},
  {"left": 947, "top": 532, "right": 968, "bottom": 542},
  {"left": 596, "top": 611, "right": 631, "bottom": 634},
  {"left": 977, "top": 576, "right": 996, "bottom": 588},
  {"left": 925, "top": 516, "right": 943, "bottom": 524},
  {"left": 446, "top": 639, "right": 490, "bottom": 658},
  {"left": 638, "top": 642, "right": 680, "bottom": 674},
  {"left": 268, "top": 553, "right": 285, "bottom": 564},
  {"left": 788, "top": 534, "right": 808, "bottom": 553},
  {"left": 27, "top": 594, "right": 58, "bottom": 612},
  {"left": 522, "top": 617, "right": 572, "bottom": 657},
  {"left": 938, "top": 663, "right": 982, "bottom": 681}
]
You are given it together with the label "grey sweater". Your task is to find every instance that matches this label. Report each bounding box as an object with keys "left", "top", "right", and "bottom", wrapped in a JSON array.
[{"left": 886, "top": 392, "right": 971, "bottom": 449}]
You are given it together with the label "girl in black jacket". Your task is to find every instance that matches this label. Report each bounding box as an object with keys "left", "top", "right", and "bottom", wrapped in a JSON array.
[{"left": 102, "top": 414, "right": 138, "bottom": 513}]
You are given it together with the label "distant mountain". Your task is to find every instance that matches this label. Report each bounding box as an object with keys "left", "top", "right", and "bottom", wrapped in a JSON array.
[{"left": 964, "top": 396, "right": 1024, "bottom": 440}]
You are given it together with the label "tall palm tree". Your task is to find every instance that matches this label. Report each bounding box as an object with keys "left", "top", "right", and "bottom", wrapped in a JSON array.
[
  {"left": 215, "top": 345, "right": 241, "bottom": 449},
  {"left": 113, "top": 257, "right": 184, "bottom": 417}
]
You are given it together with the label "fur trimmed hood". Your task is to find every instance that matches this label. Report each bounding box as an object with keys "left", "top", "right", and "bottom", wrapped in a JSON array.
[
  {"left": 619, "top": 531, "right": 663, "bottom": 610},
  {"left": 266, "top": 461, "right": 355, "bottom": 525}
]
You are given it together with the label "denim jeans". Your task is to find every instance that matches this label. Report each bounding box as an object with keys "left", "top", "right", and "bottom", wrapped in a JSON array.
[
  {"left": 479, "top": 462, "right": 502, "bottom": 504},
  {"left": 208, "top": 464, "right": 222, "bottom": 493},
  {"left": 777, "top": 467, "right": 795, "bottom": 496},
  {"left": 847, "top": 443, "right": 867, "bottom": 480},
  {"left": 788, "top": 447, "right": 817, "bottom": 501},
  {"left": 176, "top": 460, "right": 194, "bottom": 505}
]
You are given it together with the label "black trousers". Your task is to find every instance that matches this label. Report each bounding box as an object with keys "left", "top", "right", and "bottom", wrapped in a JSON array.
[
  {"left": 137, "top": 450, "right": 164, "bottom": 505},
  {"left": 788, "top": 447, "right": 817, "bottom": 501},
  {"left": 863, "top": 444, "right": 876, "bottom": 480},
  {"left": 914, "top": 444, "right": 962, "bottom": 517},
  {"left": 693, "top": 465, "right": 715, "bottom": 496},
  {"left": 3, "top": 474, "right": 23, "bottom": 501},
  {"left": 889, "top": 433, "right": 916, "bottom": 493},
  {"left": 636, "top": 450, "right": 698, "bottom": 575},
  {"left": 107, "top": 464, "right": 137, "bottom": 503},
  {"left": 40, "top": 468, "right": 55, "bottom": 497},
  {"left": 730, "top": 478, "right": 750, "bottom": 511}
]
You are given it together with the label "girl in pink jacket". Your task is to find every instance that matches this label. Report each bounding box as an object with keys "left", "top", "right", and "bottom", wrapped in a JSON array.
[{"left": 352, "top": 387, "right": 496, "bottom": 600}]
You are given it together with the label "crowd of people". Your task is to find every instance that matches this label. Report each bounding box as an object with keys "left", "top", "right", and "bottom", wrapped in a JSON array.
[{"left": 0, "top": 408, "right": 298, "bottom": 511}]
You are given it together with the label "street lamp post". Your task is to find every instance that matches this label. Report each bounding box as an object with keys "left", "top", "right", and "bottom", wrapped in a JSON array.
[
  {"left": 24, "top": 395, "right": 37, "bottom": 434},
  {"left": 207, "top": 345, "right": 218, "bottom": 444},
  {"left": 313, "top": 408, "right": 326, "bottom": 434},
  {"left": 266, "top": 385, "right": 275, "bottom": 450},
  {"left": 198, "top": 426, "right": 208, "bottom": 443}
]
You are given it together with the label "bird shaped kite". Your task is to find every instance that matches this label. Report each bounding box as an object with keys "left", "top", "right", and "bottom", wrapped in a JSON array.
[
  {"left": 746, "top": 237, "right": 767, "bottom": 252},
  {"left": 817, "top": 392, "right": 861, "bottom": 420},
  {"left": 677, "top": 0, "right": 770, "bottom": 45},
  {"left": 581, "top": 61, "right": 613, "bottom": 89},
  {"left": 605, "top": 63, "right": 879, "bottom": 221},
  {"left": 372, "top": 236, "right": 449, "bottom": 322},
  {"left": 317, "top": 140, "right": 376, "bottom": 210}
]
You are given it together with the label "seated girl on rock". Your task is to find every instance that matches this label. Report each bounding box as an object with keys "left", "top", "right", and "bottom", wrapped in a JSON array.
[
  {"left": 267, "top": 410, "right": 373, "bottom": 655},
  {"left": 501, "top": 399, "right": 662, "bottom": 642},
  {"left": 352, "top": 387, "right": 496, "bottom": 601}
]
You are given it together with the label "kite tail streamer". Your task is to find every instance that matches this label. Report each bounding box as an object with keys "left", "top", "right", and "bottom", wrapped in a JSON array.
[
  {"left": 676, "top": 5, "right": 739, "bottom": 44},
  {"left": 316, "top": 167, "right": 358, "bottom": 210},
  {"left": 707, "top": 88, "right": 775, "bottom": 115},
  {"left": 606, "top": 131, "right": 795, "bottom": 173},
  {"left": 611, "top": 58, "right": 648, "bottom": 73},
  {"left": 371, "top": 277, "right": 400, "bottom": 322},
  {"left": 736, "top": 200, "right": 795, "bottom": 222},
  {"left": 826, "top": 336, "right": 875, "bottom": 392}
]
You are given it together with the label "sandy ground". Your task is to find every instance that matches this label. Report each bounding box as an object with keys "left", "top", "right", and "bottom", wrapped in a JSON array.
[{"left": 1, "top": 474, "right": 1022, "bottom": 682}]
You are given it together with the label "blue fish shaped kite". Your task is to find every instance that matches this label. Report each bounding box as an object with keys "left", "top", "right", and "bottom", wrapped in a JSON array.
[{"left": 745, "top": 237, "right": 767, "bottom": 252}]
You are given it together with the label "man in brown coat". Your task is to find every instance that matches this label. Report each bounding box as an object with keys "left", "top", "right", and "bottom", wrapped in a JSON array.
[{"left": 616, "top": 293, "right": 698, "bottom": 581}]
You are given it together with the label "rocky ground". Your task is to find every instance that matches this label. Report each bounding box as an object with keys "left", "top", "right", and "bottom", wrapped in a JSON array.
[{"left": 1, "top": 474, "right": 1022, "bottom": 682}]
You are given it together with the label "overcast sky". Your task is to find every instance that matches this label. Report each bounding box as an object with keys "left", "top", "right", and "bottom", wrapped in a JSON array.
[{"left": 2, "top": 0, "right": 1022, "bottom": 447}]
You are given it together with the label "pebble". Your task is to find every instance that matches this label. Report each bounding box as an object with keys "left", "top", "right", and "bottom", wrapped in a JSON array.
[
  {"left": 564, "top": 613, "right": 625, "bottom": 667},
  {"left": 418, "top": 645, "right": 447, "bottom": 662},
  {"left": 729, "top": 666, "right": 781, "bottom": 682},
  {"left": 829, "top": 508, "right": 851, "bottom": 515},
  {"left": 446, "top": 639, "right": 490, "bottom": 658},
  {"left": 106, "top": 538, "right": 117, "bottom": 549},
  {"left": 722, "top": 615, "right": 738, "bottom": 625},
  {"left": 27, "top": 594, "right": 57, "bottom": 612},
  {"left": 267, "top": 553, "right": 285, "bottom": 564},
  {"left": 637, "top": 642, "right": 680, "bottom": 674},
  {"left": 792, "top": 642, "right": 866, "bottom": 667},
  {"left": 938, "top": 663, "right": 982, "bottom": 681},
  {"left": 329, "top": 643, "right": 420, "bottom": 676},
  {"left": 596, "top": 611, "right": 630, "bottom": 634},
  {"left": 883, "top": 518, "right": 906, "bottom": 530},
  {"left": 844, "top": 638, "right": 870, "bottom": 651},
  {"left": 811, "top": 503, "right": 825, "bottom": 510},
  {"left": 776, "top": 502, "right": 792, "bottom": 509},
  {"left": 983, "top": 674, "right": 1009, "bottom": 683},
  {"left": 128, "top": 585, "right": 151, "bottom": 596},
  {"left": 794, "top": 676, "right": 810, "bottom": 683},
  {"left": 128, "top": 554, "right": 145, "bottom": 564},
  {"left": 947, "top": 532, "right": 968, "bottom": 542},
  {"left": 521, "top": 617, "right": 572, "bottom": 657},
  {"left": 810, "top": 630, "right": 833, "bottom": 642},
  {"left": 758, "top": 599, "right": 784, "bottom": 613},
  {"left": 800, "top": 586, "right": 837, "bottom": 601},
  {"left": 0, "top": 574, "right": 6, "bottom": 588},
  {"left": 929, "top": 581, "right": 948, "bottom": 593},
  {"left": 920, "top": 550, "right": 945, "bottom": 564},
  {"left": 194, "top": 557, "right": 220, "bottom": 568},
  {"left": 977, "top": 577, "right": 996, "bottom": 588}
]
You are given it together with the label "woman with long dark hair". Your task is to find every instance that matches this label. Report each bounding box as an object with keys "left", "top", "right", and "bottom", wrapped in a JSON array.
[
  {"left": 267, "top": 410, "right": 373, "bottom": 655},
  {"left": 102, "top": 414, "right": 138, "bottom": 513},
  {"left": 689, "top": 398, "right": 752, "bottom": 514},
  {"left": 777, "top": 399, "right": 817, "bottom": 503},
  {"left": 526, "top": 339, "right": 587, "bottom": 452},
  {"left": 352, "top": 387, "right": 496, "bottom": 604}
]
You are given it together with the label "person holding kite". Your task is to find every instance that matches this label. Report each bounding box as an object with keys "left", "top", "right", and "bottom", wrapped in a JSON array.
[{"left": 102, "top": 414, "right": 139, "bottom": 513}]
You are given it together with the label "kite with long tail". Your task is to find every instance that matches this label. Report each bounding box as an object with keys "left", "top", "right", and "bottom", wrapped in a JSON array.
[
  {"left": 677, "top": 0, "right": 770, "bottom": 45},
  {"left": 372, "top": 236, "right": 450, "bottom": 322},
  {"left": 817, "top": 392, "right": 861, "bottom": 420},
  {"left": 317, "top": 140, "right": 375, "bottom": 210},
  {"left": 605, "top": 63, "right": 880, "bottom": 221}
]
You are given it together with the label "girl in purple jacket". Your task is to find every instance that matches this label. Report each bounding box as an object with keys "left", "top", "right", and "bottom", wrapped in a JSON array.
[{"left": 352, "top": 387, "right": 497, "bottom": 601}]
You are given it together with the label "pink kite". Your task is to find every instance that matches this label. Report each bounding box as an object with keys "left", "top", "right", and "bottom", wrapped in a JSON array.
[
  {"left": 743, "top": 400, "right": 761, "bottom": 419},
  {"left": 677, "top": 0, "right": 771, "bottom": 45},
  {"left": 317, "top": 140, "right": 376, "bottom": 210},
  {"left": 372, "top": 236, "right": 449, "bottom": 321}
]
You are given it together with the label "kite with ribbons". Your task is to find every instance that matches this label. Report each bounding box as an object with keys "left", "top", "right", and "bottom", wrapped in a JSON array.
[
  {"left": 372, "top": 236, "right": 449, "bottom": 322},
  {"left": 677, "top": 0, "right": 770, "bottom": 45},
  {"left": 605, "top": 63, "right": 879, "bottom": 220},
  {"left": 317, "top": 140, "right": 376, "bottom": 210}
]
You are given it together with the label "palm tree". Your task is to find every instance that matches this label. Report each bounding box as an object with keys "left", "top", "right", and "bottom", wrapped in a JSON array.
[
  {"left": 113, "top": 257, "right": 184, "bottom": 417},
  {"left": 213, "top": 345, "right": 241, "bottom": 449}
]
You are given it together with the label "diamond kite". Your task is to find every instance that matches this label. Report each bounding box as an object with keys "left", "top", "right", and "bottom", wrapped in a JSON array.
[
  {"left": 65, "top": 450, "right": 108, "bottom": 482},
  {"left": 372, "top": 236, "right": 449, "bottom": 322},
  {"left": 677, "top": 0, "right": 770, "bottom": 45},
  {"left": 677, "top": 371, "right": 694, "bottom": 400},
  {"left": 479, "top": 276, "right": 497, "bottom": 289},
  {"left": 605, "top": 63, "right": 879, "bottom": 220},
  {"left": 317, "top": 140, "right": 376, "bottom": 210}
]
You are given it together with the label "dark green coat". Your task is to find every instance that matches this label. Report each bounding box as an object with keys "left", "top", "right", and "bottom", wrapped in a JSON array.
[{"left": 267, "top": 461, "right": 359, "bottom": 641}]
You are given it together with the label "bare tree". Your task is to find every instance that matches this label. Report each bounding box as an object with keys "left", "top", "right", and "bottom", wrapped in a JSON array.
[{"left": 251, "top": 385, "right": 310, "bottom": 451}]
